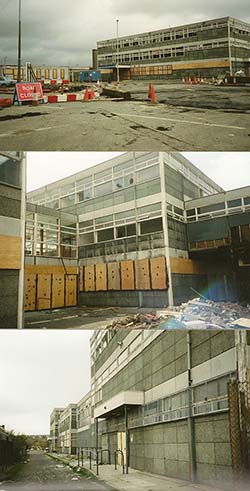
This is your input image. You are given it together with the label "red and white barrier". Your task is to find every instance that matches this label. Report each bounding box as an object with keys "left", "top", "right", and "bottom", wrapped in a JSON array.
[{"left": 43, "top": 92, "right": 99, "bottom": 104}]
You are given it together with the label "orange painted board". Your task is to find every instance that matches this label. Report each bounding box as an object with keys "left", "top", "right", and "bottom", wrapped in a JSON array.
[
  {"left": 0, "top": 235, "right": 22, "bottom": 270},
  {"left": 25, "top": 274, "right": 36, "bottom": 311},
  {"left": 84, "top": 265, "right": 95, "bottom": 292},
  {"left": 96, "top": 264, "right": 107, "bottom": 291},
  {"left": 135, "top": 259, "right": 150, "bottom": 290},
  {"left": 121, "top": 260, "right": 135, "bottom": 290},
  {"left": 52, "top": 274, "right": 65, "bottom": 308},
  {"left": 65, "top": 275, "right": 77, "bottom": 306},
  {"left": 150, "top": 257, "right": 167, "bottom": 290},
  {"left": 37, "top": 274, "right": 51, "bottom": 310},
  {"left": 108, "top": 262, "right": 120, "bottom": 290},
  {"left": 170, "top": 257, "right": 206, "bottom": 275}
]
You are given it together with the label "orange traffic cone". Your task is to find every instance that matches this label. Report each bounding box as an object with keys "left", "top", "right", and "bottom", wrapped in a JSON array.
[
  {"left": 89, "top": 87, "right": 96, "bottom": 100},
  {"left": 32, "top": 86, "right": 39, "bottom": 106},
  {"left": 83, "top": 88, "right": 89, "bottom": 101},
  {"left": 148, "top": 84, "right": 157, "bottom": 104}
]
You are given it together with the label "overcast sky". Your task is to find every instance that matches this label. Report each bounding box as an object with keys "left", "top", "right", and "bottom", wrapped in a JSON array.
[
  {"left": 1, "top": 0, "right": 250, "bottom": 66},
  {"left": 27, "top": 152, "right": 250, "bottom": 192},
  {"left": 0, "top": 330, "right": 92, "bottom": 435}
]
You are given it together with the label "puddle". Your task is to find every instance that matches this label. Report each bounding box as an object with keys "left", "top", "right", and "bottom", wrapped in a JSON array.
[{"left": 0, "top": 112, "right": 48, "bottom": 122}]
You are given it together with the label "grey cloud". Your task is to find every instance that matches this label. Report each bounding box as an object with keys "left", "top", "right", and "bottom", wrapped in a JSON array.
[{"left": 0, "top": 0, "right": 249, "bottom": 65}]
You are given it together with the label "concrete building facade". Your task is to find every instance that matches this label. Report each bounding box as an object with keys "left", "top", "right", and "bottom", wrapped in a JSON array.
[
  {"left": 57, "top": 404, "right": 77, "bottom": 455},
  {"left": 28, "top": 152, "right": 225, "bottom": 309},
  {"left": 49, "top": 408, "right": 65, "bottom": 452},
  {"left": 96, "top": 17, "right": 250, "bottom": 80},
  {"left": 50, "top": 329, "right": 250, "bottom": 486},
  {"left": 0, "top": 152, "right": 26, "bottom": 328}
]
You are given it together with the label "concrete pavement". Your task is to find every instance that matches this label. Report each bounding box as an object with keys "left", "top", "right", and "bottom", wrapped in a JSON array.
[{"left": 0, "top": 82, "right": 249, "bottom": 151}]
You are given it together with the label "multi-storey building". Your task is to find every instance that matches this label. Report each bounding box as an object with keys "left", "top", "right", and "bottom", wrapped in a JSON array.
[
  {"left": 27, "top": 152, "right": 224, "bottom": 309},
  {"left": 58, "top": 404, "right": 77, "bottom": 455},
  {"left": 96, "top": 17, "right": 250, "bottom": 80},
  {"left": 49, "top": 408, "right": 65, "bottom": 452},
  {"left": 50, "top": 329, "right": 250, "bottom": 485},
  {"left": 0, "top": 152, "right": 26, "bottom": 328}
]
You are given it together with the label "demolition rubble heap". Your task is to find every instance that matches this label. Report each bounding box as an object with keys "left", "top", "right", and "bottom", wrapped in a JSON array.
[{"left": 106, "top": 299, "right": 250, "bottom": 330}]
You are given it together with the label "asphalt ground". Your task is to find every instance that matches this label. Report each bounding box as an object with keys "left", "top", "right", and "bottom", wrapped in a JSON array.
[
  {"left": 24, "top": 307, "right": 153, "bottom": 329},
  {"left": 0, "top": 82, "right": 249, "bottom": 151},
  {"left": 0, "top": 451, "right": 115, "bottom": 491}
]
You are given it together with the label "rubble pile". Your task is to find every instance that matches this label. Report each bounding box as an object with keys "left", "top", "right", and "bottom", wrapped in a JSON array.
[
  {"left": 159, "top": 298, "right": 250, "bottom": 330},
  {"left": 106, "top": 299, "right": 250, "bottom": 330}
]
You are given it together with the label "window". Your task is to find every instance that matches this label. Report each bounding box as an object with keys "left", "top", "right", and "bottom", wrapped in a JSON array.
[
  {"left": 136, "top": 164, "right": 160, "bottom": 183},
  {"left": 0, "top": 154, "right": 21, "bottom": 187}
]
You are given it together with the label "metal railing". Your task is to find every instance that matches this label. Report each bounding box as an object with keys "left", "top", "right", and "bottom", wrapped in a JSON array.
[{"left": 114, "top": 449, "right": 125, "bottom": 474}]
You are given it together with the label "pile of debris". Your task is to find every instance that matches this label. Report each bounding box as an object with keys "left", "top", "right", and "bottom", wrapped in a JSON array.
[
  {"left": 106, "top": 298, "right": 250, "bottom": 330},
  {"left": 158, "top": 298, "right": 250, "bottom": 330},
  {"left": 106, "top": 312, "right": 162, "bottom": 330}
]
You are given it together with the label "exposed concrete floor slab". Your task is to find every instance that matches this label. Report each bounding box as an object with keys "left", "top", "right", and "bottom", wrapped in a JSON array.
[{"left": 0, "top": 83, "right": 249, "bottom": 151}]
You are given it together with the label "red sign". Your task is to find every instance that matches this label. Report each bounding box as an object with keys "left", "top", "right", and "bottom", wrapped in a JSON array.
[{"left": 15, "top": 83, "right": 43, "bottom": 102}]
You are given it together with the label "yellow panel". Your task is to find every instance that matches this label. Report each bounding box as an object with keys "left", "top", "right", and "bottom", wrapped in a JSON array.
[
  {"left": 65, "top": 275, "right": 77, "bottom": 306},
  {"left": 121, "top": 261, "right": 135, "bottom": 290},
  {"left": 25, "top": 265, "right": 77, "bottom": 274},
  {"left": 108, "top": 262, "right": 120, "bottom": 290},
  {"left": 150, "top": 257, "right": 168, "bottom": 290},
  {"left": 135, "top": 259, "right": 150, "bottom": 290},
  {"left": 173, "top": 60, "right": 230, "bottom": 70},
  {"left": 37, "top": 274, "right": 51, "bottom": 310},
  {"left": 84, "top": 265, "right": 95, "bottom": 292},
  {"left": 25, "top": 274, "right": 36, "bottom": 311},
  {"left": 0, "top": 235, "right": 21, "bottom": 270},
  {"left": 96, "top": 264, "right": 107, "bottom": 291},
  {"left": 170, "top": 257, "right": 206, "bottom": 275},
  {"left": 52, "top": 274, "right": 65, "bottom": 309}
]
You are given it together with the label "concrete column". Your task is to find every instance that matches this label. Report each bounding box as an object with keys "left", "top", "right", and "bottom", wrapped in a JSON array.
[
  {"left": 159, "top": 152, "right": 174, "bottom": 306},
  {"left": 187, "top": 332, "right": 197, "bottom": 482},
  {"left": 124, "top": 405, "right": 129, "bottom": 474},
  {"left": 17, "top": 152, "right": 26, "bottom": 329},
  {"left": 95, "top": 417, "right": 99, "bottom": 475},
  {"left": 235, "top": 330, "right": 249, "bottom": 383}
]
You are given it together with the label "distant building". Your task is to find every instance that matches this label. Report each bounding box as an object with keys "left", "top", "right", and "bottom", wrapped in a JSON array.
[
  {"left": 58, "top": 404, "right": 77, "bottom": 455},
  {"left": 49, "top": 408, "right": 65, "bottom": 452},
  {"left": 96, "top": 16, "right": 250, "bottom": 80}
]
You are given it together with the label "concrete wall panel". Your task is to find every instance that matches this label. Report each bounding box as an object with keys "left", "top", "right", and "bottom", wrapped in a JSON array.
[{"left": 121, "top": 260, "right": 135, "bottom": 290}]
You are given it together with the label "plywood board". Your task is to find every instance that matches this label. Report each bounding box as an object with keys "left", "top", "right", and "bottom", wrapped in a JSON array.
[
  {"left": 150, "top": 257, "right": 167, "bottom": 290},
  {"left": 25, "top": 274, "right": 36, "bottom": 311},
  {"left": 121, "top": 260, "right": 135, "bottom": 290},
  {"left": 108, "top": 262, "right": 120, "bottom": 290},
  {"left": 25, "top": 264, "right": 77, "bottom": 274},
  {"left": 52, "top": 274, "right": 65, "bottom": 309},
  {"left": 79, "top": 266, "right": 84, "bottom": 292},
  {"left": 135, "top": 259, "right": 150, "bottom": 290},
  {"left": 84, "top": 265, "right": 95, "bottom": 292},
  {"left": 65, "top": 275, "right": 77, "bottom": 306},
  {"left": 170, "top": 257, "right": 206, "bottom": 275},
  {"left": 0, "top": 235, "right": 21, "bottom": 269},
  {"left": 37, "top": 274, "right": 51, "bottom": 310},
  {"left": 96, "top": 264, "right": 107, "bottom": 291}
]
